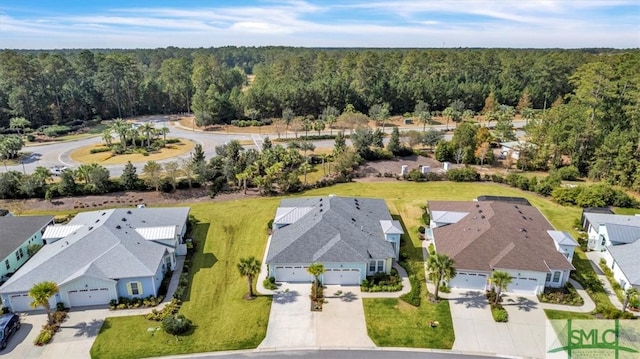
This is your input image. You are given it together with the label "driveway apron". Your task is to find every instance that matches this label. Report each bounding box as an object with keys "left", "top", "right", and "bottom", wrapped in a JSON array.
[{"left": 448, "top": 289, "right": 546, "bottom": 358}]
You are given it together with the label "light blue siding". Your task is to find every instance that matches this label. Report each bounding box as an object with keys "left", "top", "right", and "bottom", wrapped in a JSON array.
[
  {"left": 1, "top": 230, "right": 46, "bottom": 279},
  {"left": 116, "top": 276, "right": 157, "bottom": 298}
]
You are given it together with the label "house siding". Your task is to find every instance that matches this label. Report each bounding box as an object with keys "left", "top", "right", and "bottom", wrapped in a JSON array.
[
  {"left": 385, "top": 233, "right": 401, "bottom": 259},
  {"left": 269, "top": 262, "right": 370, "bottom": 282},
  {"left": 497, "top": 269, "right": 550, "bottom": 294},
  {"left": 1, "top": 229, "right": 46, "bottom": 280},
  {"left": 116, "top": 276, "right": 157, "bottom": 299},
  {"left": 601, "top": 250, "right": 635, "bottom": 290}
]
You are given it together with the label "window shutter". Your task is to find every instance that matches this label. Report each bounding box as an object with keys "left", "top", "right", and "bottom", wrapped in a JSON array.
[
  {"left": 126, "top": 282, "right": 133, "bottom": 295},
  {"left": 137, "top": 281, "right": 143, "bottom": 296}
]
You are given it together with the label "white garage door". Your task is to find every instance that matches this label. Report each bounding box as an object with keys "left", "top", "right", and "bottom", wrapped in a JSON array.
[
  {"left": 508, "top": 277, "right": 538, "bottom": 294},
  {"left": 448, "top": 272, "right": 488, "bottom": 291},
  {"left": 68, "top": 288, "right": 111, "bottom": 307},
  {"left": 323, "top": 269, "right": 360, "bottom": 285},
  {"left": 275, "top": 266, "right": 313, "bottom": 282},
  {"left": 8, "top": 293, "right": 56, "bottom": 312}
]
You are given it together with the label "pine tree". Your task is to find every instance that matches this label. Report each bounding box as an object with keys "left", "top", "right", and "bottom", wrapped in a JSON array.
[
  {"left": 120, "top": 161, "right": 139, "bottom": 190},
  {"left": 387, "top": 126, "right": 401, "bottom": 155}
]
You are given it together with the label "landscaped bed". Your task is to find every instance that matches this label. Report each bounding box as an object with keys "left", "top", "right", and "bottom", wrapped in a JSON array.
[
  {"left": 361, "top": 268, "right": 403, "bottom": 292},
  {"left": 538, "top": 283, "right": 584, "bottom": 306}
]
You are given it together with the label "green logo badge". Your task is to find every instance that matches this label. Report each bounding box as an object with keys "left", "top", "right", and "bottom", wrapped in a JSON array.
[{"left": 547, "top": 319, "right": 640, "bottom": 358}]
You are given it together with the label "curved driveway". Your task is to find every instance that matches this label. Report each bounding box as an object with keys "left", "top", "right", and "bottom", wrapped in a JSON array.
[{"left": 3, "top": 117, "right": 527, "bottom": 177}]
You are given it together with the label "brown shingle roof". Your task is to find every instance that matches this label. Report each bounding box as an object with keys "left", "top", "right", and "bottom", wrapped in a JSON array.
[{"left": 429, "top": 201, "right": 574, "bottom": 273}]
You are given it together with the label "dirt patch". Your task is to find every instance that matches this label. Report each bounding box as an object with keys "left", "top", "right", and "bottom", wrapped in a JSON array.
[
  {"left": 0, "top": 188, "right": 261, "bottom": 214},
  {"left": 358, "top": 155, "right": 444, "bottom": 177}
]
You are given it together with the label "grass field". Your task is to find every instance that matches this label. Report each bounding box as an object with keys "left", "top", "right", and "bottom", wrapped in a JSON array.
[
  {"left": 544, "top": 309, "right": 594, "bottom": 320},
  {"left": 25, "top": 181, "right": 583, "bottom": 357},
  {"left": 69, "top": 139, "right": 195, "bottom": 165}
]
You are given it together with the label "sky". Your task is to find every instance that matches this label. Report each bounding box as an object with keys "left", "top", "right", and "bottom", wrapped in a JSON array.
[{"left": 0, "top": 0, "right": 639, "bottom": 49}]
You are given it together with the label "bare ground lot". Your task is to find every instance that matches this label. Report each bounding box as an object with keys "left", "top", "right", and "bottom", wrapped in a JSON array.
[
  {"left": 0, "top": 188, "right": 260, "bottom": 214},
  {"left": 358, "top": 155, "right": 445, "bottom": 177}
]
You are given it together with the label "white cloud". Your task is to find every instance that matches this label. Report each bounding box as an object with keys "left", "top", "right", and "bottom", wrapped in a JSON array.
[{"left": 0, "top": 0, "right": 637, "bottom": 49}]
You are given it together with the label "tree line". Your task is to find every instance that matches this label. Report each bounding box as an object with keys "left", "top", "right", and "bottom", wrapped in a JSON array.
[{"left": 0, "top": 47, "right": 620, "bottom": 129}]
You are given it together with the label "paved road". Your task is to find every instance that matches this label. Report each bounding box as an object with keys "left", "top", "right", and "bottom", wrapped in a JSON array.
[
  {"left": 2, "top": 116, "right": 527, "bottom": 177},
  {"left": 155, "top": 349, "right": 499, "bottom": 359}
]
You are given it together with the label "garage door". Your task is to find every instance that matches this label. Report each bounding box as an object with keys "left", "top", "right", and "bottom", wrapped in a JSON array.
[
  {"left": 68, "top": 288, "right": 111, "bottom": 307},
  {"left": 323, "top": 269, "right": 360, "bottom": 285},
  {"left": 508, "top": 277, "right": 538, "bottom": 294},
  {"left": 275, "top": 266, "right": 313, "bottom": 282},
  {"left": 448, "top": 272, "right": 488, "bottom": 291},
  {"left": 8, "top": 293, "right": 56, "bottom": 312}
]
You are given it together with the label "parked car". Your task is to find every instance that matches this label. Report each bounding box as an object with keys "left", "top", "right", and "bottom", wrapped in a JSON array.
[{"left": 0, "top": 313, "right": 21, "bottom": 350}]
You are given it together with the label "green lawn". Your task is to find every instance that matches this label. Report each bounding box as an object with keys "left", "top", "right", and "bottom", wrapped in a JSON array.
[
  {"left": 364, "top": 298, "right": 454, "bottom": 348},
  {"left": 90, "top": 198, "right": 278, "bottom": 358},
  {"left": 544, "top": 309, "right": 594, "bottom": 320}
]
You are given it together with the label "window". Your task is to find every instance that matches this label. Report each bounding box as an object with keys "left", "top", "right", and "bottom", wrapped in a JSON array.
[
  {"left": 552, "top": 271, "right": 561, "bottom": 283},
  {"left": 19, "top": 248, "right": 23, "bottom": 257},
  {"left": 130, "top": 282, "right": 140, "bottom": 295},
  {"left": 5, "top": 260, "right": 9, "bottom": 270},
  {"left": 546, "top": 273, "right": 551, "bottom": 282},
  {"left": 377, "top": 260, "right": 384, "bottom": 272},
  {"left": 369, "top": 261, "right": 376, "bottom": 272}
]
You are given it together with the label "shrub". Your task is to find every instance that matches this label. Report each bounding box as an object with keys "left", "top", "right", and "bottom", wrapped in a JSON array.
[
  {"left": 446, "top": 167, "right": 479, "bottom": 182},
  {"left": 34, "top": 329, "right": 54, "bottom": 345},
  {"left": 145, "top": 298, "right": 181, "bottom": 321},
  {"left": 56, "top": 302, "right": 65, "bottom": 311},
  {"left": 162, "top": 314, "right": 192, "bottom": 335},
  {"left": 165, "top": 138, "right": 181, "bottom": 144},
  {"left": 263, "top": 276, "right": 278, "bottom": 290},
  {"left": 538, "top": 283, "right": 584, "bottom": 306},
  {"left": 90, "top": 147, "right": 111, "bottom": 154},
  {"left": 553, "top": 165, "right": 580, "bottom": 181},
  {"left": 400, "top": 275, "right": 421, "bottom": 307},
  {"left": 491, "top": 306, "right": 508, "bottom": 322},
  {"left": 418, "top": 226, "right": 426, "bottom": 234}
]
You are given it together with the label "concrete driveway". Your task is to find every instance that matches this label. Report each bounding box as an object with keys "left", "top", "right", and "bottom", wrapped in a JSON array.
[
  {"left": 259, "top": 283, "right": 374, "bottom": 350},
  {"left": 448, "top": 289, "right": 546, "bottom": 358}
]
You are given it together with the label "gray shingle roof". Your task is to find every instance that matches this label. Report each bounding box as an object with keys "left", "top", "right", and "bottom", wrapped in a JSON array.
[
  {"left": 583, "top": 213, "right": 640, "bottom": 230},
  {"left": 0, "top": 207, "right": 189, "bottom": 293},
  {"left": 266, "top": 196, "right": 396, "bottom": 264},
  {"left": 607, "top": 240, "right": 640, "bottom": 286},
  {"left": 429, "top": 201, "right": 574, "bottom": 272},
  {"left": 603, "top": 223, "right": 640, "bottom": 244},
  {"left": 548, "top": 231, "right": 579, "bottom": 246},
  {"left": 0, "top": 216, "right": 53, "bottom": 259}
]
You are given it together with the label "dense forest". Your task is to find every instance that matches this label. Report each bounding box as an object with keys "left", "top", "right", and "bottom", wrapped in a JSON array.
[{"left": 1, "top": 47, "right": 639, "bottom": 189}]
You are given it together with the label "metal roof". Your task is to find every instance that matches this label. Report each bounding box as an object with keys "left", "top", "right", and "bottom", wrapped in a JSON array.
[
  {"left": 42, "top": 225, "right": 84, "bottom": 240},
  {"left": 274, "top": 207, "right": 313, "bottom": 225},
  {"left": 603, "top": 223, "right": 640, "bottom": 244},
  {"left": 380, "top": 220, "right": 403, "bottom": 234},
  {"left": 430, "top": 210, "right": 469, "bottom": 225},
  {"left": 547, "top": 230, "right": 579, "bottom": 246},
  {"left": 135, "top": 226, "right": 177, "bottom": 240}
]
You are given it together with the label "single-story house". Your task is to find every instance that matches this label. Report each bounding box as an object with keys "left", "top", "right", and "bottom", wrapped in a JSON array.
[
  {"left": 583, "top": 212, "right": 640, "bottom": 290},
  {"left": 429, "top": 200, "right": 576, "bottom": 294},
  {"left": 266, "top": 196, "right": 402, "bottom": 286},
  {"left": 0, "top": 215, "right": 54, "bottom": 282},
  {"left": 500, "top": 141, "right": 534, "bottom": 160},
  {"left": 0, "top": 207, "right": 190, "bottom": 312}
]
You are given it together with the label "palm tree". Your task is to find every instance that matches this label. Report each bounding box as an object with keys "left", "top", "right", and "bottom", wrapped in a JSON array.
[
  {"left": 158, "top": 127, "right": 170, "bottom": 145},
  {"left": 414, "top": 100, "right": 431, "bottom": 132},
  {"left": 29, "top": 281, "right": 59, "bottom": 325},
  {"left": 490, "top": 271, "right": 513, "bottom": 305},
  {"left": 111, "top": 118, "right": 129, "bottom": 151},
  {"left": 102, "top": 129, "right": 113, "bottom": 146},
  {"left": 307, "top": 262, "right": 325, "bottom": 298},
  {"left": 427, "top": 253, "right": 457, "bottom": 300},
  {"left": 237, "top": 256, "right": 261, "bottom": 299},
  {"left": 623, "top": 287, "right": 639, "bottom": 312},
  {"left": 300, "top": 162, "right": 312, "bottom": 184},
  {"left": 140, "top": 123, "right": 155, "bottom": 147},
  {"left": 127, "top": 127, "right": 139, "bottom": 149}
]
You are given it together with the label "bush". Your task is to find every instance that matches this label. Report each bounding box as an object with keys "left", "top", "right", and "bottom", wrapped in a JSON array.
[
  {"left": 491, "top": 306, "right": 509, "bottom": 322},
  {"left": 90, "top": 146, "right": 111, "bottom": 154},
  {"left": 553, "top": 165, "right": 581, "bottom": 181},
  {"left": 418, "top": 226, "right": 426, "bottom": 234},
  {"left": 538, "top": 283, "right": 584, "bottom": 306},
  {"left": 361, "top": 269, "right": 403, "bottom": 292},
  {"left": 162, "top": 314, "right": 192, "bottom": 335},
  {"left": 400, "top": 275, "right": 421, "bottom": 307},
  {"left": 145, "top": 298, "right": 181, "bottom": 321},
  {"left": 263, "top": 276, "right": 278, "bottom": 290},
  {"left": 446, "top": 167, "right": 479, "bottom": 182},
  {"left": 165, "top": 138, "right": 181, "bottom": 144},
  {"left": 56, "top": 302, "right": 65, "bottom": 311},
  {"left": 33, "top": 329, "right": 54, "bottom": 345}
]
